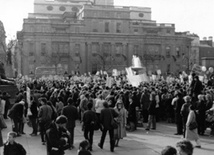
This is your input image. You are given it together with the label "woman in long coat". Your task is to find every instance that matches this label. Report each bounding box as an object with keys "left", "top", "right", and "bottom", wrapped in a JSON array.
[
  {"left": 114, "top": 100, "right": 127, "bottom": 147},
  {"left": 185, "top": 105, "right": 201, "bottom": 148}
]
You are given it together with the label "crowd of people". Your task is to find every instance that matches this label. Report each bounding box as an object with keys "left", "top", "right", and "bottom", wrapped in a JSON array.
[{"left": 0, "top": 72, "right": 214, "bottom": 154}]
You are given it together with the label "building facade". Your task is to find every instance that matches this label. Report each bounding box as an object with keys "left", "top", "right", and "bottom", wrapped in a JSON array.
[
  {"left": 17, "top": 0, "right": 192, "bottom": 76},
  {"left": 0, "top": 21, "right": 7, "bottom": 78},
  {"left": 0, "top": 21, "right": 6, "bottom": 65}
]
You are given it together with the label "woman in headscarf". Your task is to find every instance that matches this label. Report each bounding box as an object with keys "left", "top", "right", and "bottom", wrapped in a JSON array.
[
  {"left": 114, "top": 99, "right": 127, "bottom": 147},
  {"left": 185, "top": 105, "right": 201, "bottom": 148}
]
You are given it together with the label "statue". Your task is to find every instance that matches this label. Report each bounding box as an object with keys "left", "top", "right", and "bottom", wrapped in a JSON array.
[{"left": 0, "top": 61, "right": 15, "bottom": 85}]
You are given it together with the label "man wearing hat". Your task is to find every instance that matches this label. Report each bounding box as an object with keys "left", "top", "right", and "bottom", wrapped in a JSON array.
[{"left": 46, "top": 115, "right": 70, "bottom": 155}]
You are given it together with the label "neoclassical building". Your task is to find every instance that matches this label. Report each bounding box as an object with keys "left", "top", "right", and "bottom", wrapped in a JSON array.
[
  {"left": 0, "top": 21, "right": 6, "bottom": 65},
  {"left": 17, "top": 0, "right": 192, "bottom": 76}
]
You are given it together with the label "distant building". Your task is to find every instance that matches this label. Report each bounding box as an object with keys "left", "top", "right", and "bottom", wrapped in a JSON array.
[
  {"left": 200, "top": 37, "right": 214, "bottom": 68},
  {"left": 0, "top": 21, "right": 7, "bottom": 78},
  {"left": 17, "top": 0, "right": 192, "bottom": 76},
  {"left": 0, "top": 21, "right": 6, "bottom": 65}
]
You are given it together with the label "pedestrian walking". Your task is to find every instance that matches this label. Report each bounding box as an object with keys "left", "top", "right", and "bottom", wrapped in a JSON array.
[
  {"left": 114, "top": 100, "right": 127, "bottom": 147},
  {"left": 146, "top": 92, "right": 156, "bottom": 130},
  {"left": 82, "top": 102, "right": 97, "bottom": 151},
  {"left": 61, "top": 97, "right": 78, "bottom": 149},
  {"left": 38, "top": 97, "right": 53, "bottom": 145},
  {"left": 185, "top": 105, "right": 201, "bottom": 148},
  {"left": 98, "top": 101, "right": 118, "bottom": 152},
  {"left": 29, "top": 96, "right": 38, "bottom": 136}
]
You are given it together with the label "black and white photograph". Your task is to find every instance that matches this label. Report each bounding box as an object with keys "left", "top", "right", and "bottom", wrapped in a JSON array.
[{"left": 0, "top": 0, "right": 214, "bottom": 155}]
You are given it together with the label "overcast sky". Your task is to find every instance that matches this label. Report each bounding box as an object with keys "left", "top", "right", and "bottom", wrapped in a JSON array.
[{"left": 0, "top": 0, "right": 213, "bottom": 42}]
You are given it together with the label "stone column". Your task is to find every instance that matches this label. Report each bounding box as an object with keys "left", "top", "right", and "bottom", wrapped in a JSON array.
[
  {"left": 86, "top": 42, "right": 92, "bottom": 73},
  {"left": 122, "top": 43, "right": 128, "bottom": 66},
  {"left": 111, "top": 43, "right": 115, "bottom": 67}
]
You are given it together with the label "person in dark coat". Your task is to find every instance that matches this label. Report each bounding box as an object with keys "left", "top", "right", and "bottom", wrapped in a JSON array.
[
  {"left": 82, "top": 102, "right": 97, "bottom": 151},
  {"left": 98, "top": 101, "right": 118, "bottom": 152},
  {"left": 38, "top": 97, "right": 53, "bottom": 145},
  {"left": 190, "top": 75, "right": 203, "bottom": 102},
  {"left": 29, "top": 96, "right": 38, "bottom": 136},
  {"left": 140, "top": 88, "right": 150, "bottom": 123},
  {"left": 61, "top": 97, "right": 78, "bottom": 149},
  {"left": 146, "top": 92, "right": 156, "bottom": 130},
  {"left": 8, "top": 100, "right": 25, "bottom": 136},
  {"left": 3, "top": 131, "right": 26, "bottom": 155},
  {"left": 196, "top": 94, "right": 206, "bottom": 135},
  {"left": 46, "top": 115, "right": 70, "bottom": 155},
  {"left": 173, "top": 92, "right": 184, "bottom": 135},
  {"left": 128, "top": 95, "right": 137, "bottom": 131}
]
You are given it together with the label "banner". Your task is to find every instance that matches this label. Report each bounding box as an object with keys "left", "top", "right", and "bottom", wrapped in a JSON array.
[
  {"left": 192, "top": 64, "right": 203, "bottom": 75},
  {"left": 127, "top": 73, "right": 149, "bottom": 87},
  {"left": 106, "top": 77, "right": 113, "bottom": 87},
  {"left": 26, "top": 87, "right": 32, "bottom": 116},
  {"left": 26, "top": 87, "right": 31, "bottom": 106},
  {"left": 112, "top": 69, "right": 118, "bottom": 76}
]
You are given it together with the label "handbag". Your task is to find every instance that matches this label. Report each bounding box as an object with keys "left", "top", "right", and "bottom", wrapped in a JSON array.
[
  {"left": 111, "top": 119, "right": 118, "bottom": 129},
  {"left": 189, "top": 121, "right": 198, "bottom": 130},
  {"left": 189, "top": 110, "right": 198, "bottom": 130}
]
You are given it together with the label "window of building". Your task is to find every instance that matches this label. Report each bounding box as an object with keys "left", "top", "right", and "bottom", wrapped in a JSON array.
[
  {"left": 59, "top": 6, "right": 66, "bottom": 11},
  {"left": 29, "top": 43, "right": 34, "bottom": 56},
  {"left": 93, "top": 28, "right": 98, "bottom": 32},
  {"left": 116, "top": 13, "right": 122, "bottom": 18},
  {"left": 115, "top": 43, "right": 122, "bottom": 55},
  {"left": 116, "top": 23, "right": 121, "bottom": 33},
  {"left": 103, "top": 43, "right": 110, "bottom": 56},
  {"left": 30, "top": 26, "right": 34, "bottom": 32},
  {"left": 75, "top": 44, "right": 80, "bottom": 56},
  {"left": 167, "top": 29, "right": 171, "bottom": 34},
  {"left": 71, "top": 6, "right": 79, "bottom": 12},
  {"left": 92, "top": 43, "right": 99, "bottom": 54},
  {"left": 134, "top": 45, "right": 139, "bottom": 55},
  {"left": 166, "top": 46, "right": 170, "bottom": 58},
  {"left": 47, "top": 6, "right": 53, "bottom": 11},
  {"left": 105, "top": 22, "right": 109, "bottom": 32},
  {"left": 92, "top": 21, "right": 98, "bottom": 32},
  {"left": 41, "top": 43, "right": 46, "bottom": 56},
  {"left": 139, "top": 13, "right": 144, "bottom": 17},
  {"left": 134, "top": 28, "right": 138, "bottom": 33}
]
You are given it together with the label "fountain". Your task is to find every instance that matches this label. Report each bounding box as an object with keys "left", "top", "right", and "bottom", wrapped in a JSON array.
[{"left": 126, "top": 55, "right": 149, "bottom": 87}]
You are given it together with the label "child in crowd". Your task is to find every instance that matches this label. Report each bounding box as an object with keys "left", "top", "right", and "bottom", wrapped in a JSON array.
[{"left": 77, "top": 140, "right": 92, "bottom": 155}]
